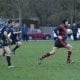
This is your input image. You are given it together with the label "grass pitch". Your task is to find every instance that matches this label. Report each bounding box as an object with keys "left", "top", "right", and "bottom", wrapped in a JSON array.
[{"left": 0, "top": 40, "right": 80, "bottom": 80}]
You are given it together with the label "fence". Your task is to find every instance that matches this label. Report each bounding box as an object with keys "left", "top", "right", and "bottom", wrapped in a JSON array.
[{"left": 40, "top": 26, "right": 54, "bottom": 36}]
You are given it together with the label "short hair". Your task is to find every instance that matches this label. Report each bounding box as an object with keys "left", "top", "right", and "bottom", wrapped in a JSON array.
[{"left": 62, "top": 19, "right": 68, "bottom": 24}]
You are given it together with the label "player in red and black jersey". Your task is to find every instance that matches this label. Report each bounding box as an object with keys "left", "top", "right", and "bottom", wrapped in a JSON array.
[
  {"left": 38, "top": 19, "right": 73, "bottom": 64},
  {"left": 54, "top": 20, "right": 68, "bottom": 48}
]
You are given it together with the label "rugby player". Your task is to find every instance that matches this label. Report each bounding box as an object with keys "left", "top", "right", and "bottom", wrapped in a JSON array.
[
  {"left": 38, "top": 19, "right": 73, "bottom": 64},
  {"left": 11, "top": 22, "right": 22, "bottom": 54},
  {"left": 0, "top": 20, "right": 15, "bottom": 68}
]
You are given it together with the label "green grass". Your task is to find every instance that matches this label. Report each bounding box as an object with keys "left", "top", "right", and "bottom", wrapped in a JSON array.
[{"left": 0, "top": 40, "right": 80, "bottom": 80}]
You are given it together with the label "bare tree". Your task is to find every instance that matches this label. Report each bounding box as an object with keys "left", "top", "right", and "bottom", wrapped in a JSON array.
[{"left": 0, "top": 0, "right": 80, "bottom": 25}]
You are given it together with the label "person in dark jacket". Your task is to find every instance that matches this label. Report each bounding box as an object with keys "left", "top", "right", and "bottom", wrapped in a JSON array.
[
  {"left": 71, "top": 23, "right": 78, "bottom": 40},
  {"left": 22, "top": 24, "right": 28, "bottom": 41}
]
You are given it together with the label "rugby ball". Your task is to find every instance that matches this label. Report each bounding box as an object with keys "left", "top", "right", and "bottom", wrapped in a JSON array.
[{"left": 67, "top": 29, "right": 73, "bottom": 34}]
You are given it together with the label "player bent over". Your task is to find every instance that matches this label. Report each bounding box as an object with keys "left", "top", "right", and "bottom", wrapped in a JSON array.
[{"left": 38, "top": 19, "right": 73, "bottom": 64}]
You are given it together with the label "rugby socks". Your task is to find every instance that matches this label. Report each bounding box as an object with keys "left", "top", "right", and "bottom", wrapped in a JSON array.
[
  {"left": 67, "top": 51, "right": 72, "bottom": 60},
  {"left": 41, "top": 52, "right": 51, "bottom": 60},
  {"left": 13, "top": 45, "right": 19, "bottom": 51},
  {"left": 6, "top": 56, "right": 11, "bottom": 66}
]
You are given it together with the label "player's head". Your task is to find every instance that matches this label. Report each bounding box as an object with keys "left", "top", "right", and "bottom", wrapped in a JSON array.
[
  {"left": 12, "top": 21, "right": 15, "bottom": 26},
  {"left": 8, "top": 20, "right": 15, "bottom": 27},
  {"left": 8, "top": 20, "right": 12, "bottom": 27},
  {"left": 62, "top": 19, "right": 68, "bottom": 26}
]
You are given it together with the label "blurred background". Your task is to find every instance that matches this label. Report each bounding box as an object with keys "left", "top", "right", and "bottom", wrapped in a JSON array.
[{"left": 0, "top": 0, "right": 80, "bottom": 40}]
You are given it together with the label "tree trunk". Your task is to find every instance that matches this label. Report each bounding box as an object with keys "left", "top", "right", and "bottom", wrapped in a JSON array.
[{"left": 18, "top": 8, "right": 22, "bottom": 26}]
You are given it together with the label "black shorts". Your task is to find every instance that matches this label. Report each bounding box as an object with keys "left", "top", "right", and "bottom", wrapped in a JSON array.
[
  {"left": 2, "top": 39, "right": 11, "bottom": 46},
  {"left": 3, "top": 42, "right": 10, "bottom": 46},
  {"left": 54, "top": 39, "right": 67, "bottom": 48},
  {"left": 11, "top": 40, "right": 16, "bottom": 44},
  {"left": 11, "top": 39, "right": 20, "bottom": 45}
]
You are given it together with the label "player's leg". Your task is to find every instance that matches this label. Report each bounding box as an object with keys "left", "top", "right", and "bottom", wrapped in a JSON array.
[
  {"left": 4, "top": 46, "right": 14, "bottom": 68},
  {"left": 40, "top": 47, "right": 59, "bottom": 60},
  {"left": 65, "top": 44, "right": 73, "bottom": 63},
  {"left": 39, "top": 39, "right": 60, "bottom": 61},
  {"left": 12, "top": 41, "right": 22, "bottom": 54},
  {"left": 38, "top": 47, "right": 59, "bottom": 64}
]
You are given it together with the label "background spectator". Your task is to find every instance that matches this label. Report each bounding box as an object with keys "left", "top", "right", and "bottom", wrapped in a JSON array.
[
  {"left": 71, "top": 23, "right": 78, "bottom": 41},
  {"left": 22, "top": 24, "right": 28, "bottom": 41}
]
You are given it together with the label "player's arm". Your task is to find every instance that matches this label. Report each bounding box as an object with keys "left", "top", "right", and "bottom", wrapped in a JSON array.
[
  {"left": 13, "top": 31, "right": 21, "bottom": 34},
  {"left": 3, "top": 31, "right": 12, "bottom": 43},
  {"left": 13, "top": 29, "right": 21, "bottom": 34},
  {"left": 54, "top": 27, "right": 60, "bottom": 36},
  {"left": 4, "top": 31, "right": 9, "bottom": 39}
]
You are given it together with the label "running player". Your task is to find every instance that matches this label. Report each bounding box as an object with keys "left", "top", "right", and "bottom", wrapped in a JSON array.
[
  {"left": 38, "top": 19, "right": 73, "bottom": 64},
  {"left": 1, "top": 20, "right": 15, "bottom": 68},
  {"left": 11, "top": 22, "right": 22, "bottom": 54}
]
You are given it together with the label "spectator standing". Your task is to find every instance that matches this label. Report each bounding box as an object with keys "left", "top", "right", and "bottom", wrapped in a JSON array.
[
  {"left": 71, "top": 23, "right": 78, "bottom": 40},
  {"left": 22, "top": 24, "right": 28, "bottom": 41}
]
